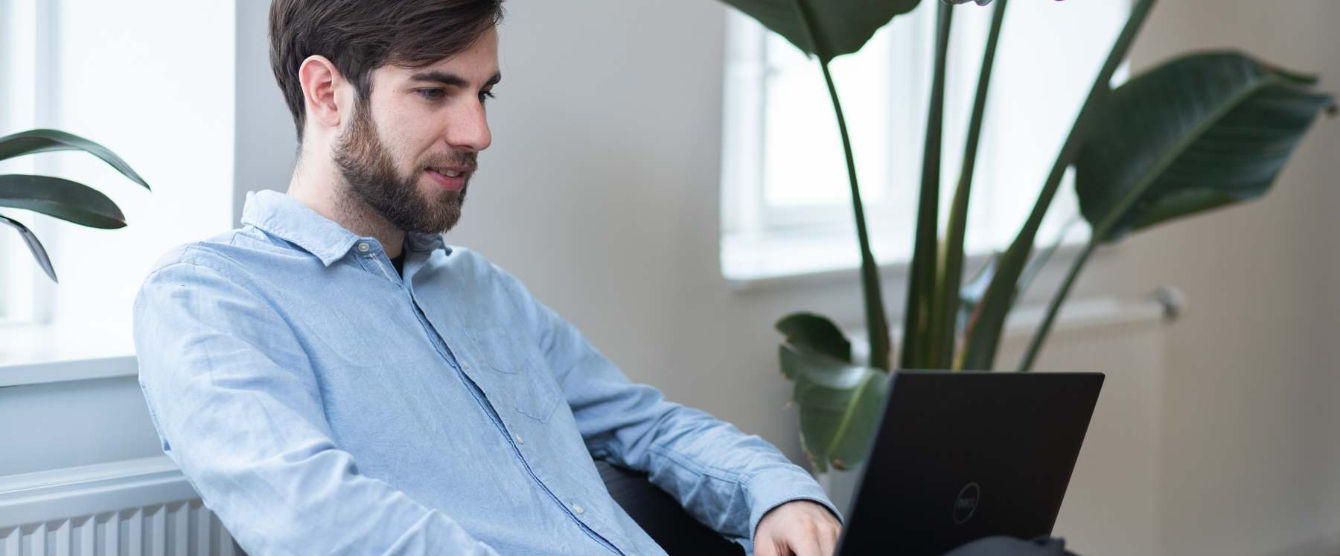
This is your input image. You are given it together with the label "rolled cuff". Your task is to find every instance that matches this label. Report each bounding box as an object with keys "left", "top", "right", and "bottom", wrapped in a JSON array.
[{"left": 738, "top": 468, "right": 845, "bottom": 553}]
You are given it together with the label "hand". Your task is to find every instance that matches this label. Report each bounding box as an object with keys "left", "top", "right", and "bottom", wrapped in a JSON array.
[{"left": 753, "top": 500, "right": 842, "bottom": 556}]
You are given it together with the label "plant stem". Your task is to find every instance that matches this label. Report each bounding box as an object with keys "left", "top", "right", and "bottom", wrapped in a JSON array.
[
  {"left": 787, "top": 0, "right": 891, "bottom": 371},
  {"left": 937, "top": 0, "right": 1008, "bottom": 370},
  {"left": 904, "top": 2, "right": 954, "bottom": 370},
  {"left": 817, "top": 58, "right": 892, "bottom": 371},
  {"left": 1018, "top": 240, "right": 1097, "bottom": 371},
  {"left": 959, "top": 0, "right": 1158, "bottom": 370}
]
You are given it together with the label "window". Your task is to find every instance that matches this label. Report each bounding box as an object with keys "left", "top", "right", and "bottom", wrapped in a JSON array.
[
  {"left": 720, "top": 0, "right": 1129, "bottom": 283},
  {"left": 0, "top": 0, "right": 235, "bottom": 334},
  {"left": 0, "top": 0, "right": 43, "bottom": 324}
]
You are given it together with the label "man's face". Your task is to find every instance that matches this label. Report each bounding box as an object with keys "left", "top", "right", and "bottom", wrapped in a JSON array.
[{"left": 333, "top": 27, "right": 500, "bottom": 235}]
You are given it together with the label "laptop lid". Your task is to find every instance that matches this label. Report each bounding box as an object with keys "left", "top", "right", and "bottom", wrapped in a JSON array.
[{"left": 836, "top": 371, "right": 1104, "bottom": 556}]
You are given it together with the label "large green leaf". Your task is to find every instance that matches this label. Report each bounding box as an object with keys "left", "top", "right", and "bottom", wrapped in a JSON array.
[
  {"left": 1076, "top": 51, "right": 1334, "bottom": 242},
  {"left": 0, "top": 129, "right": 150, "bottom": 190},
  {"left": 0, "top": 214, "right": 57, "bottom": 282},
  {"left": 1013, "top": 52, "right": 1333, "bottom": 372},
  {"left": 780, "top": 343, "right": 889, "bottom": 472},
  {"left": 0, "top": 175, "right": 127, "bottom": 229},
  {"left": 721, "top": 0, "right": 921, "bottom": 63},
  {"left": 777, "top": 312, "right": 852, "bottom": 363}
]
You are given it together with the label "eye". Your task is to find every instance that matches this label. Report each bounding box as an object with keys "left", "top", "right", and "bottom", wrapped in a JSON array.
[
  {"left": 479, "top": 90, "right": 496, "bottom": 105},
  {"left": 415, "top": 88, "right": 446, "bottom": 101}
]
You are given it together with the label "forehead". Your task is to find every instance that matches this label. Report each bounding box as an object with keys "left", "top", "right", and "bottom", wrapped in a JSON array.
[{"left": 379, "top": 26, "right": 499, "bottom": 83}]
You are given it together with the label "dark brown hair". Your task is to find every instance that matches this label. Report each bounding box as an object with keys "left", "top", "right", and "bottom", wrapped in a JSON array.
[{"left": 269, "top": 0, "right": 504, "bottom": 144}]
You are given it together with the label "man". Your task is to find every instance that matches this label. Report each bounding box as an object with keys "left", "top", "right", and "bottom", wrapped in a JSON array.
[{"left": 133, "top": 1, "right": 841, "bottom": 555}]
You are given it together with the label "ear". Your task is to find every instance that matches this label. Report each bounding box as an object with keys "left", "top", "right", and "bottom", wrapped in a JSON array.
[{"left": 298, "top": 55, "right": 347, "bottom": 131}]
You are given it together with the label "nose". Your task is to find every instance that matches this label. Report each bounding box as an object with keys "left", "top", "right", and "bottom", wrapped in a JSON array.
[{"left": 444, "top": 99, "right": 492, "bottom": 153}]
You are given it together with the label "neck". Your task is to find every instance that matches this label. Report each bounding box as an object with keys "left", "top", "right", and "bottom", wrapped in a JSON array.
[{"left": 286, "top": 149, "right": 405, "bottom": 259}]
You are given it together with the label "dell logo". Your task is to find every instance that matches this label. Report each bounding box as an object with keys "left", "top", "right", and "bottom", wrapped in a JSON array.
[{"left": 953, "top": 482, "right": 981, "bottom": 524}]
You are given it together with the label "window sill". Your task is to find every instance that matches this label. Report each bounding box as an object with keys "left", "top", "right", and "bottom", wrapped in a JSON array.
[
  {"left": 722, "top": 231, "right": 1091, "bottom": 295},
  {"left": 0, "top": 320, "right": 137, "bottom": 388},
  {"left": 722, "top": 230, "right": 906, "bottom": 290}
]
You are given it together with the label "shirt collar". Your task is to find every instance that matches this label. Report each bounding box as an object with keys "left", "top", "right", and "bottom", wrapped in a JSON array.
[
  {"left": 240, "top": 190, "right": 447, "bottom": 266},
  {"left": 405, "top": 229, "right": 447, "bottom": 254}
]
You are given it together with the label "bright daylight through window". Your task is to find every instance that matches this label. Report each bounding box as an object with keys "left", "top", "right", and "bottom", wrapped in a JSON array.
[
  {"left": 0, "top": 0, "right": 233, "bottom": 337},
  {"left": 719, "top": 1, "right": 1128, "bottom": 283},
  {"left": 0, "top": 0, "right": 40, "bottom": 324}
]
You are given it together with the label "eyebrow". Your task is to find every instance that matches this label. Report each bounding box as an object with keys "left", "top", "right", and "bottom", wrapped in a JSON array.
[{"left": 408, "top": 70, "right": 502, "bottom": 89}]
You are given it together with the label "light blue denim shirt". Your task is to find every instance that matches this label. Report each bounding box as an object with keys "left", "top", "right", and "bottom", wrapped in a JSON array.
[{"left": 133, "top": 190, "right": 836, "bottom": 556}]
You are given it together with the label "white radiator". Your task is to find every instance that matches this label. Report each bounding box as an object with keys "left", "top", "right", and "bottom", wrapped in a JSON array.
[{"left": 0, "top": 457, "right": 240, "bottom": 556}]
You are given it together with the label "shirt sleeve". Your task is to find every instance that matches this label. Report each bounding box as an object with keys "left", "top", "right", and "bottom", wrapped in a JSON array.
[
  {"left": 134, "top": 256, "right": 501, "bottom": 556},
  {"left": 494, "top": 267, "right": 843, "bottom": 550}
]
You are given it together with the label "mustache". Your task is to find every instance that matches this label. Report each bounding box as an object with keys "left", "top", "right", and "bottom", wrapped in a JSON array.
[{"left": 420, "top": 153, "right": 478, "bottom": 173}]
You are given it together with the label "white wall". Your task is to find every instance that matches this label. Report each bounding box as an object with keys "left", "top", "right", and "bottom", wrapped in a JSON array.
[
  {"left": 234, "top": 0, "right": 297, "bottom": 226},
  {"left": 1118, "top": 2, "right": 1340, "bottom": 555},
  {"left": 226, "top": 2, "right": 1340, "bottom": 555}
]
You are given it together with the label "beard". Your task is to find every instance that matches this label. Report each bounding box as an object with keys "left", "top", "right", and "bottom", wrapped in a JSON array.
[{"left": 332, "top": 99, "right": 474, "bottom": 235}]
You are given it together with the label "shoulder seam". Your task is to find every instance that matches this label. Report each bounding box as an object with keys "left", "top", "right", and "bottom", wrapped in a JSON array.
[{"left": 142, "top": 244, "right": 251, "bottom": 288}]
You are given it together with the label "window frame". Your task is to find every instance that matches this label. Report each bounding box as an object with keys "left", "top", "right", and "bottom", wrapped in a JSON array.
[
  {"left": 0, "top": 0, "right": 57, "bottom": 326},
  {"left": 722, "top": 7, "right": 932, "bottom": 240},
  {"left": 719, "top": 2, "right": 1129, "bottom": 287},
  {"left": 719, "top": 5, "right": 940, "bottom": 285}
]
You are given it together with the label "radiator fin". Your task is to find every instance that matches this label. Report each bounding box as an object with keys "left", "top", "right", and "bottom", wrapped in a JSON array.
[{"left": 0, "top": 500, "right": 241, "bottom": 556}]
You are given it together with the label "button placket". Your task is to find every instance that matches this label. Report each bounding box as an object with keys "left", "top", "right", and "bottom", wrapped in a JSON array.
[{"left": 353, "top": 241, "right": 406, "bottom": 284}]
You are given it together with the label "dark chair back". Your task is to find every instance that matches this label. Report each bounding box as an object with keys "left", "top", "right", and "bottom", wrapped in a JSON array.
[{"left": 595, "top": 460, "right": 746, "bottom": 556}]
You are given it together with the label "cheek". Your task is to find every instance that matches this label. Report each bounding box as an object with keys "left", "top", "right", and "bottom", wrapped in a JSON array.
[
  {"left": 395, "top": 121, "right": 447, "bottom": 163},
  {"left": 373, "top": 104, "right": 436, "bottom": 161}
]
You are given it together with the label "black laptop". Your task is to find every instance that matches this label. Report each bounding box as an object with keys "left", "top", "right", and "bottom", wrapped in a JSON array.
[{"left": 835, "top": 371, "right": 1104, "bottom": 556}]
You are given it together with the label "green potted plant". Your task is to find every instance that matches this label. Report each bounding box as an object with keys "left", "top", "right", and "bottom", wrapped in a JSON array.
[
  {"left": 712, "top": 0, "right": 1334, "bottom": 473},
  {"left": 0, "top": 129, "right": 149, "bottom": 283}
]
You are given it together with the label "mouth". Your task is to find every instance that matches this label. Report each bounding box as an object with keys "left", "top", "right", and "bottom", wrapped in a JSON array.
[
  {"left": 429, "top": 167, "right": 467, "bottom": 178},
  {"left": 424, "top": 166, "right": 471, "bottom": 191}
]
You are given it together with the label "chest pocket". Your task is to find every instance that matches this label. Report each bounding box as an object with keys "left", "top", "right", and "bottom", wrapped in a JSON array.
[{"left": 467, "top": 326, "right": 562, "bottom": 423}]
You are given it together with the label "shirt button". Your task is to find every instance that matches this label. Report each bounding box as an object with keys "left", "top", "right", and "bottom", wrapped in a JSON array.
[
  {"left": 514, "top": 434, "right": 524, "bottom": 445},
  {"left": 356, "top": 242, "right": 371, "bottom": 253},
  {"left": 462, "top": 362, "right": 471, "bottom": 370},
  {"left": 572, "top": 504, "right": 584, "bottom": 515}
]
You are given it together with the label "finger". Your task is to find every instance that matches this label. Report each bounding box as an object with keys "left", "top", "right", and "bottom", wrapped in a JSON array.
[
  {"left": 787, "top": 526, "right": 826, "bottom": 556},
  {"left": 755, "top": 534, "right": 781, "bottom": 556},
  {"left": 818, "top": 523, "right": 839, "bottom": 556}
]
